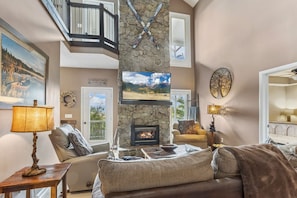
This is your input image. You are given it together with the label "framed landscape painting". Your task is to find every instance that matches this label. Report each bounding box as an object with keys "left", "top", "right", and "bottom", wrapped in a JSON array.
[{"left": 0, "top": 19, "right": 48, "bottom": 109}]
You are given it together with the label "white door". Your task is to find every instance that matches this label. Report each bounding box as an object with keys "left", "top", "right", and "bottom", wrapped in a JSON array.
[{"left": 81, "top": 87, "right": 113, "bottom": 145}]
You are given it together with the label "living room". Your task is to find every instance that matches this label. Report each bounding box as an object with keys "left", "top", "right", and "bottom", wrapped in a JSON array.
[{"left": 1, "top": 0, "right": 297, "bottom": 197}]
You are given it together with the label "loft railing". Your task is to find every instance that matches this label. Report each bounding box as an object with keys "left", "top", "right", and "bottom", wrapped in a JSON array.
[{"left": 41, "top": 0, "right": 119, "bottom": 54}]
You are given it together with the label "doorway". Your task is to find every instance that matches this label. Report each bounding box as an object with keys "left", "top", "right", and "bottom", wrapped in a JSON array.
[
  {"left": 259, "top": 61, "right": 297, "bottom": 143},
  {"left": 81, "top": 87, "right": 113, "bottom": 145}
]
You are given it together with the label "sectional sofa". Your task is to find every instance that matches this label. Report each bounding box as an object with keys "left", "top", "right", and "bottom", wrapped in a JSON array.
[{"left": 92, "top": 144, "right": 297, "bottom": 198}]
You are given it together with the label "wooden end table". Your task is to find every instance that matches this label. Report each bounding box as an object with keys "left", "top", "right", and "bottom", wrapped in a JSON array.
[{"left": 0, "top": 163, "right": 71, "bottom": 198}]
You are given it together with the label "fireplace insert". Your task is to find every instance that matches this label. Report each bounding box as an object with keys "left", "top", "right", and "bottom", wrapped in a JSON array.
[{"left": 131, "top": 125, "right": 159, "bottom": 146}]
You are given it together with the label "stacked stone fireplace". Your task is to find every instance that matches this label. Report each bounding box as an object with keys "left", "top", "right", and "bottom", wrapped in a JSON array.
[{"left": 117, "top": 0, "right": 170, "bottom": 148}]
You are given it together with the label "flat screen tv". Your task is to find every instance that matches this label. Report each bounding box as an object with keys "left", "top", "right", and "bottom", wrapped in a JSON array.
[{"left": 121, "top": 71, "right": 171, "bottom": 105}]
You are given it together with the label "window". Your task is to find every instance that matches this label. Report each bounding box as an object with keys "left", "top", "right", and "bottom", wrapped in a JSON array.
[
  {"left": 169, "top": 12, "right": 191, "bottom": 68},
  {"left": 171, "top": 89, "right": 191, "bottom": 123}
]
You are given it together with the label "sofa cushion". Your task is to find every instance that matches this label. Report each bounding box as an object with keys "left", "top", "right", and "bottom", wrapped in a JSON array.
[
  {"left": 98, "top": 148, "right": 214, "bottom": 195},
  {"left": 178, "top": 120, "right": 195, "bottom": 134},
  {"left": 68, "top": 129, "right": 93, "bottom": 156},
  {"left": 174, "top": 134, "right": 207, "bottom": 142},
  {"left": 212, "top": 147, "right": 240, "bottom": 179}
]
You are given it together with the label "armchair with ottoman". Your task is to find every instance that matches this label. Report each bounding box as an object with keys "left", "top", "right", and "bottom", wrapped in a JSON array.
[
  {"left": 172, "top": 120, "right": 208, "bottom": 148},
  {"left": 49, "top": 124, "right": 110, "bottom": 192}
]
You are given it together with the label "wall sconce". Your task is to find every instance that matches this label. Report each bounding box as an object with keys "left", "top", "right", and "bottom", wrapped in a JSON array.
[
  {"left": 11, "top": 100, "right": 54, "bottom": 177},
  {"left": 207, "top": 104, "right": 222, "bottom": 132}
]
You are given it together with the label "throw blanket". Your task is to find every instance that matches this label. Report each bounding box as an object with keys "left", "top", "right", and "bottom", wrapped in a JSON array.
[{"left": 225, "top": 144, "right": 297, "bottom": 198}]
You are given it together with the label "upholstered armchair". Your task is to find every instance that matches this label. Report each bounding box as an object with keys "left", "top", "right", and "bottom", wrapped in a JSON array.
[
  {"left": 49, "top": 124, "right": 109, "bottom": 192},
  {"left": 172, "top": 120, "right": 208, "bottom": 148}
]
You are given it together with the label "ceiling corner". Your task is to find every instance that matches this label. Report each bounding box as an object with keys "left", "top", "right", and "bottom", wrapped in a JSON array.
[{"left": 183, "top": 0, "right": 199, "bottom": 8}]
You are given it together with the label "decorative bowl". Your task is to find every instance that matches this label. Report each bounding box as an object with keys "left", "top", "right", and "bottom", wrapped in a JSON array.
[{"left": 160, "top": 144, "right": 178, "bottom": 152}]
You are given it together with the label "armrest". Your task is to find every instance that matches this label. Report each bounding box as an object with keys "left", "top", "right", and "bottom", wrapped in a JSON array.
[
  {"left": 197, "top": 128, "right": 207, "bottom": 135},
  {"left": 92, "top": 142, "right": 110, "bottom": 153},
  {"left": 65, "top": 151, "right": 109, "bottom": 165},
  {"left": 172, "top": 129, "right": 181, "bottom": 136}
]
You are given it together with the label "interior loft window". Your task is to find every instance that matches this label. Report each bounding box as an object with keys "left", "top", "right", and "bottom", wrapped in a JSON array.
[
  {"left": 70, "top": 0, "right": 115, "bottom": 42},
  {"left": 170, "top": 89, "right": 191, "bottom": 124},
  {"left": 169, "top": 12, "right": 191, "bottom": 68}
]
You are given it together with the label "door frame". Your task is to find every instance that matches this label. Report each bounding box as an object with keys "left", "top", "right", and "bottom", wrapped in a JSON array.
[
  {"left": 259, "top": 61, "right": 297, "bottom": 143},
  {"left": 81, "top": 86, "right": 113, "bottom": 145}
]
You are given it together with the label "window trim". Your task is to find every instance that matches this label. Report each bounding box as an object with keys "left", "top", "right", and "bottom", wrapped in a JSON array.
[
  {"left": 169, "top": 12, "right": 191, "bottom": 68},
  {"left": 171, "top": 89, "right": 191, "bottom": 123}
]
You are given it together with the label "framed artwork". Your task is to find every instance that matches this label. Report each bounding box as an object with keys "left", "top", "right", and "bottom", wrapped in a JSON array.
[{"left": 0, "top": 19, "right": 48, "bottom": 109}]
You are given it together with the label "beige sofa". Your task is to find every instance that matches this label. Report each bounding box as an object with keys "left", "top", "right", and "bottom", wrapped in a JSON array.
[
  {"left": 92, "top": 144, "right": 297, "bottom": 198},
  {"left": 172, "top": 121, "right": 208, "bottom": 148},
  {"left": 93, "top": 147, "right": 243, "bottom": 198},
  {"left": 49, "top": 124, "right": 110, "bottom": 192}
]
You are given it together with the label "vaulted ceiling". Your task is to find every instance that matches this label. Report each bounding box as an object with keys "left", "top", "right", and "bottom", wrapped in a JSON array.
[{"left": 0, "top": 0, "right": 199, "bottom": 70}]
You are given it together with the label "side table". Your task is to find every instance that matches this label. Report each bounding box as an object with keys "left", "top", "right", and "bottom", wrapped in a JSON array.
[{"left": 0, "top": 163, "right": 71, "bottom": 198}]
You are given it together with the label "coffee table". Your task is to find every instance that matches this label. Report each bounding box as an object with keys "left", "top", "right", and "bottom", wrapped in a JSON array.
[{"left": 141, "top": 144, "right": 200, "bottom": 159}]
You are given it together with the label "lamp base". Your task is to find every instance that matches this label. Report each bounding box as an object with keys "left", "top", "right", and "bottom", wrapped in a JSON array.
[
  {"left": 209, "top": 121, "right": 216, "bottom": 132},
  {"left": 22, "top": 166, "right": 46, "bottom": 177}
]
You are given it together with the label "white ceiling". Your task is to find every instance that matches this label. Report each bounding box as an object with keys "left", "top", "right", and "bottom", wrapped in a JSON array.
[{"left": 60, "top": 42, "right": 119, "bottom": 69}]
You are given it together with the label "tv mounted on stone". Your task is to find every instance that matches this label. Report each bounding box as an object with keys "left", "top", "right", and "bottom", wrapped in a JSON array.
[{"left": 121, "top": 71, "right": 172, "bottom": 105}]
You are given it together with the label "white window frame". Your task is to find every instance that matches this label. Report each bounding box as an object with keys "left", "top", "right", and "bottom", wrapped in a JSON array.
[
  {"left": 170, "top": 89, "right": 191, "bottom": 123},
  {"left": 169, "top": 12, "right": 191, "bottom": 68}
]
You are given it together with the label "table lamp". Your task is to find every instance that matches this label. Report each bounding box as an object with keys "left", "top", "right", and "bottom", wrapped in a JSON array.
[
  {"left": 11, "top": 100, "right": 54, "bottom": 177},
  {"left": 207, "top": 104, "right": 221, "bottom": 132}
]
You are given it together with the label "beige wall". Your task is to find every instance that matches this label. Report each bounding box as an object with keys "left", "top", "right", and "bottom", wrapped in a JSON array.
[
  {"left": 60, "top": 68, "right": 118, "bottom": 131},
  {"left": 0, "top": 40, "right": 61, "bottom": 180},
  {"left": 269, "top": 84, "right": 297, "bottom": 122},
  {"left": 194, "top": 0, "right": 297, "bottom": 145},
  {"left": 0, "top": 36, "right": 61, "bottom": 179},
  {"left": 0, "top": 0, "right": 63, "bottom": 181},
  {"left": 269, "top": 86, "right": 286, "bottom": 121}
]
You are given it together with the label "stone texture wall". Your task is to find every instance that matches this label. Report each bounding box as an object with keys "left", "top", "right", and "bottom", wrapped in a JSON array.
[{"left": 118, "top": 0, "right": 170, "bottom": 147}]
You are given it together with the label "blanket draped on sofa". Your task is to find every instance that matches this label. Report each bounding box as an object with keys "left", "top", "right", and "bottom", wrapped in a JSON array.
[{"left": 225, "top": 144, "right": 297, "bottom": 198}]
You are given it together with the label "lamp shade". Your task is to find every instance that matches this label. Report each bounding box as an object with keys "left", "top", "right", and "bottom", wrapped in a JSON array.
[
  {"left": 207, "top": 104, "right": 221, "bottom": 115},
  {"left": 11, "top": 105, "right": 54, "bottom": 132}
]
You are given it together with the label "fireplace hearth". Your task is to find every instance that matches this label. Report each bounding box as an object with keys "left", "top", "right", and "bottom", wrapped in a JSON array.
[{"left": 131, "top": 125, "right": 159, "bottom": 146}]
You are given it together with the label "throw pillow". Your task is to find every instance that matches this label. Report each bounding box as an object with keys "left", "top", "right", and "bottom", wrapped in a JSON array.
[
  {"left": 68, "top": 129, "right": 93, "bottom": 156},
  {"left": 212, "top": 147, "right": 240, "bottom": 179},
  {"left": 178, "top": 120, "right": 195, "bottom": 134},
  {"left": 98, "top": 148, "right": 214, "bottom": 195}
]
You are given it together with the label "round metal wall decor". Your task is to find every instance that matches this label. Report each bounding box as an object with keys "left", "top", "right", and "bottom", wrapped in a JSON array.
[
  {"left": 209, "top": 67, "right": 233, "bottom": 99},
  {"left": 61, "top": 91, "right": 76, "bottom": 108}
]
